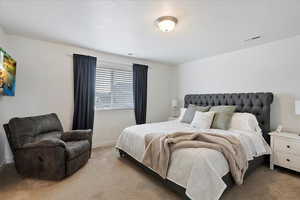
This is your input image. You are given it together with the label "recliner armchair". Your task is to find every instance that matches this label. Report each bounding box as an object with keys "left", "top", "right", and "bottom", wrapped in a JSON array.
[{"left": 3, "top": 113, "right": 93, "bottom": 180}]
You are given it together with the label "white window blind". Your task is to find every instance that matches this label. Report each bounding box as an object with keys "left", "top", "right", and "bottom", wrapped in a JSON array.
[{"left": 95, "top": 64, "right": 133, "bottom": 110}]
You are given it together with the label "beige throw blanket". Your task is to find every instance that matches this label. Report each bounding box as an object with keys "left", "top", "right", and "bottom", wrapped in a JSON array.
[{"left": 142, "top": 132, "right": 248, "bottom": 185}]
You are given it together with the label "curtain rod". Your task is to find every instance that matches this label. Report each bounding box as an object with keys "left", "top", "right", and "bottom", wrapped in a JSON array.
[{"left": 67, "top": 53, "right": 152, "bottom": 69}]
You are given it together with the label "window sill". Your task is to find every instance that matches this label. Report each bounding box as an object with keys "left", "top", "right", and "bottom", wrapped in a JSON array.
[{"left": 95, "top": 107, "right": 134, "bottom": 111}]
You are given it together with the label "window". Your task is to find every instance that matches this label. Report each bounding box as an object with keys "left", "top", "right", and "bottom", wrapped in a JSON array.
[{"left": 95, "top": 63, "right": 133, "bottom": 110}]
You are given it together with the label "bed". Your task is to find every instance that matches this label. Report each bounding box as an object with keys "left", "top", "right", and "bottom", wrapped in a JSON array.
[{"left": 116, "top": 93, "right": 274, "bottom": 200}]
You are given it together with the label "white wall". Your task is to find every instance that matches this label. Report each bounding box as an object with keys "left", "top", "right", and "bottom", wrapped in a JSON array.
[
  {"left": 0, "top": 26, "right": 7, "bottom": 48},
  {"left": 0, "top": 26, "right": 13, "bottom": 166},
  {"left": 0, "top": 34, "right": 176, "bottom": 148},
  {"left": 176, "top": 35, "right": 300, "bottom": 133}
]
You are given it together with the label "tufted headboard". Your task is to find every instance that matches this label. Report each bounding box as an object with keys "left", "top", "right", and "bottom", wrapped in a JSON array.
[{"left": 184, "top": 93, "right": 274, "bottom": 142}]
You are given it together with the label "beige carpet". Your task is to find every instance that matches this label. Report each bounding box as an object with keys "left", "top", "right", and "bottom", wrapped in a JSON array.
[{"left": 0, "top": 147, "right": 299, "bottom": 200}]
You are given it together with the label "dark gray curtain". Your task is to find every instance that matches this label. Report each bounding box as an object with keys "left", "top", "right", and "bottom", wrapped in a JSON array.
[
  {"left": 133, "top": 64, "right": 148, "bottom": 124},
  {"left": 72, "top": 54, "right": 97, "bottom": 130}
]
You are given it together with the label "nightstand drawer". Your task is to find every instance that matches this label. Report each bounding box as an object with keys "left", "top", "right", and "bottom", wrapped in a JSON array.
[
  {"left": 274, "top": 137, "right": 300, "bottom": 156},
  {"left": 274, "top": 152, "right": 300, "bottom": 171}
]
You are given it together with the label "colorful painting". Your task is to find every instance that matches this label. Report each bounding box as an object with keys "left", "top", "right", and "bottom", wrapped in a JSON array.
[{"left": 0, "top": 48, "right": 16, "bottom": 96}]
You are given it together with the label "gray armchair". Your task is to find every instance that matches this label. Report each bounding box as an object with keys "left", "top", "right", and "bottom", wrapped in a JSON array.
[{"left": 3, "top": 113, "right": 93, "bottom": 180}]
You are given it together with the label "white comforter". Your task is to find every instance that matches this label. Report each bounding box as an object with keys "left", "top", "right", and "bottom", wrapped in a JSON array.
[{"left": 116, "top": 120, "right": 271, "bottom": 200}]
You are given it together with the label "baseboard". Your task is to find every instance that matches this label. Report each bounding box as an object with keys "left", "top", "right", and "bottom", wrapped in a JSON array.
[{"left": 92, "top": 140, "right": 116, "bottom": 149}]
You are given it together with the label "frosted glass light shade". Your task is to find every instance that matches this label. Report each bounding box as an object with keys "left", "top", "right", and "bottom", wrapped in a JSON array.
[
  {"left": 156, "top": 16, "right": 178, "bottom": 32},
  {"left": 158, "top": 20, "right": 175, "bottom": 32},
  {"left": 295, "top": 100, "right": 300, "bottom": 115},
  {"left": 171, "top": 99, "right": 178, "bottom": 108}
]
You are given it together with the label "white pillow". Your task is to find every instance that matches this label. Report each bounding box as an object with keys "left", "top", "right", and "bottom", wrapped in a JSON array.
[
  {"left": 177, "top": 108, "right": 186, "bottom": 121},
  {"left": 229, "top": 113, "right": 261, "bottom": 133},
  {"left": 191, "top": 111, "right": 215, "bottom": 129}
]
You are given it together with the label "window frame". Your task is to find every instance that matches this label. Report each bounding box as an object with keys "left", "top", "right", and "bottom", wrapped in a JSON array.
[{"left": 95, "top": 63, "right": 134, "bottom": 111}]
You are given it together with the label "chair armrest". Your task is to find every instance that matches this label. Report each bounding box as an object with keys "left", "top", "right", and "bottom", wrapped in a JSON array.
[
  {"left": 62, "top": 129, "right": 93, "bottom": 158},
  {"left": 61, "top": 129, "right": 93, "bottom": 142},
  {"left": 21, "top": 138, "right": 66, "bottom": 149}
]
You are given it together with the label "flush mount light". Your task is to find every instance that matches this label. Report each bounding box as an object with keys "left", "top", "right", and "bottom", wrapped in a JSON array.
[{"left": 155, "top": 16, "right": 178, "bottom": 32}]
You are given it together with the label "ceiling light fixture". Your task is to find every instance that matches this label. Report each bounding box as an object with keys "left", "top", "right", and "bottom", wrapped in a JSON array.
[{"left": 155, "top": 16, "right": 178, "bottom": 32}]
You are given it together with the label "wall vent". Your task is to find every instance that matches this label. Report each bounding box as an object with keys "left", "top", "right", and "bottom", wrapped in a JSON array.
[{"left": 244, "top": 35, "right": 261, "bottom": 42}]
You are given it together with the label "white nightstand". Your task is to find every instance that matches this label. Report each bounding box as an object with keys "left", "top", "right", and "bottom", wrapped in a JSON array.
[
  {"left": 168, "top": 117, "right": 178, "bottom": 121},
  {"left": 269, "top": 131, "right": 300, "bottom": 172}
]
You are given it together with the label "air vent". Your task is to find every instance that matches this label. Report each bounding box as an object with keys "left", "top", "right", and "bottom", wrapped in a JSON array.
[{"left": 244, "top": 35, "right": 261, "bottom": 42}]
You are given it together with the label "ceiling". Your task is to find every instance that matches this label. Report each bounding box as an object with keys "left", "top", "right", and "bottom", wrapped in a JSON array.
[{"left": 0, "top": 0, "right": 300, "bottom": 65}]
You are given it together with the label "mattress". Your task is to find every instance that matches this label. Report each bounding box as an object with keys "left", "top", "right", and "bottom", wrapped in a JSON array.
[{"left": 116, "top": 120, "right": 271, "bottom": 200}]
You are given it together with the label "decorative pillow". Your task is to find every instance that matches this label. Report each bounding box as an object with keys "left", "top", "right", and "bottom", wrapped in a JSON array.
[
  {"left": 195, "top": 105, "right": 211, "bottom": 112},
  {"left": 211, "top": 112, "right": 234, "bottom": 130},
  {"left": 191, "top": 111, "right": 215, "bottom": 129},
  {"left": 229, "top": 112, "right": 261, "bottom": 133},
  {"left": 209, "top": 105, "right": 236, "bottom": 130},
  {"left": 180, "top": 104, "right": 210, "bottom": 123},
  {"left": 209, "top": 105, "right": 236, "bottom": 113},
  {"left": 177, "top": 108, "right": 186, "bottom": 121}
]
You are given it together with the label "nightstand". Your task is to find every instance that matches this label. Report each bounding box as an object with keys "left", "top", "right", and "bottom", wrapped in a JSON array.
[
  {"left": 269, "top": 131, "right": 300, "bottom": 172},
  {"left": 168, "top": 117, "right": 178, "bottom": 121}
]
